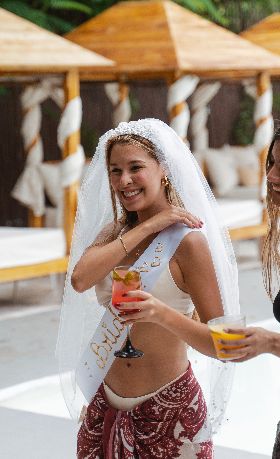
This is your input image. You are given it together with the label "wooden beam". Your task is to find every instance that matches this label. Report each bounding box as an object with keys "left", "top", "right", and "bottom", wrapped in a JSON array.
[
  {"left": 0, "top": 257, "right": 68, "bottom": 283},
  {"left": 62, "top": 70, "right": 80, "bottom": 255},
  {"left": 229, "top": 223, "right": 267, "bottom": 241}
]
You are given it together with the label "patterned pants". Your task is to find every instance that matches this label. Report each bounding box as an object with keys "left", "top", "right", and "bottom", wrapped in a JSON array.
[{"left": 77, "top": 364, "right": 213, "bottom": 458}]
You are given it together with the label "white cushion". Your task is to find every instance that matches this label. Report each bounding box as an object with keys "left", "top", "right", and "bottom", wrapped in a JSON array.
[
  {"left": 203, "top": 146, "right": 239, "bottom": 196},
  {"left": 0, "top": 227, "right": 66, "bottom": 268},
  {"left": 223, "top": 185, "right": 258, "bottom": 200},
  {"left": 225, "top": 144, "right": 259, "bottom": 186},
  {"left": 194, "top": 145, "right": 259, "bottom": 196},
  {"left": 217, "top": 199, "right": 263, "bottom": 229},
  {"left": 227, "top": 144, "right": 258, "bottom": 167}
]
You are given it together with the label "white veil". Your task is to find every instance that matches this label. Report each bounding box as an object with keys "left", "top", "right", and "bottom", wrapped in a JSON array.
[{"left": 56, "top": 118, "right": 239, "bottom": 433}]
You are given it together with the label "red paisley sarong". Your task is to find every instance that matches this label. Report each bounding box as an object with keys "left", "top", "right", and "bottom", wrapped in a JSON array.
[{"left": 77, "top": 364, "right": 213, "bottom": 458}]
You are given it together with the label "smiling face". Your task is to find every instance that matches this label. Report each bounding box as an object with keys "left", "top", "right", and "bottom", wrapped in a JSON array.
[
  {"left": 267, "top": 139, "right": 280, "bottom": 206},
  {"left": 108, "top": 142, "right": 167, "bottom": 216}
]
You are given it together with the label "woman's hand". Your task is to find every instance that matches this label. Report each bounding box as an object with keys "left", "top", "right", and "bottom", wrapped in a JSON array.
[
  {"left": 118, "top": 290, "right": 218, "bottom": 358},
  {"left": 144, "top": 206, "right": 203, "bottom": 234},
  {"left": 117, "top": 291, "right": 170, "bottom": 324},
  {"left": 218, "top": 327, "right": 276, "bottom": 362}
]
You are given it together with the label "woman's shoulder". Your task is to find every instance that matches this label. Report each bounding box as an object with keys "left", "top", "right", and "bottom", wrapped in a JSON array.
[
  {"left": 175, "top": 229, "right": 209, "bottom": 266},
  {"left": 178, "top": 228, "right": 208, "bottom": 251}
]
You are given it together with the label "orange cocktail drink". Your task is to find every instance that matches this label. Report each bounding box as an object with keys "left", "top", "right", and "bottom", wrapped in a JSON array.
[
  {"left": 112, "top": 266, "right": 141, "bottom": 313},
  {"left": 208, "top": 314, "right": 246, "bottom": 361},
  {"left": 112, "top": 266, "right": 144, "bottom": 358}
]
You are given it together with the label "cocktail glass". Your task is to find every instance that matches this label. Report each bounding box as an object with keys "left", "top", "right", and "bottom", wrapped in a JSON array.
[
  {"left": 112, "top": 266, "right": 144, "bottom": 358},
  {"left": 208, "top": 313, "right": 246, "bottom": 361}
]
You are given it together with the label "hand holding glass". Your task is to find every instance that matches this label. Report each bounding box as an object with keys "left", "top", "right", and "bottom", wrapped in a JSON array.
[
  {"left": 208, "top": 314, "right": 246, "bottom": 361},
  {"left": 112, "top": 266, "right": 144, "bottom": 358}
]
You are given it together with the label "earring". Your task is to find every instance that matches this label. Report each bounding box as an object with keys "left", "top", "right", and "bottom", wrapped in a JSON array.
[
  {"left": 161, "top": 175, "right": 173, "bottom": 205},
  {"left": 161, "top": 175, "right": 169, "bottom": 187}
]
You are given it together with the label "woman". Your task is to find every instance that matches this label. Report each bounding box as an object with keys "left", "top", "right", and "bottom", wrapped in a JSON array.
[
  {"left": 214, "top": 127, "right": 280, "bottom": 458},
  {"left": 57, "top": 119, "right": 239, "bottom": 459}
]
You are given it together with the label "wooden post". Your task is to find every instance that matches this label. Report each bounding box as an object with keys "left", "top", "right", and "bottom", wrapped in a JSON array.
[
  {"left": 62, "top": 70, "right": 80, "bottom": 255},
  {"left": 256, "top": 72, "right": 271, "bottom": 224},
  {"left": 256, "top": 72, "right": 271, "bottom": 186},
  {"left": 119, "top": 82, "right": 129, "bottom": 107},
  {"left": 28, "top": 210, "right": 44, "bottom": 227}
]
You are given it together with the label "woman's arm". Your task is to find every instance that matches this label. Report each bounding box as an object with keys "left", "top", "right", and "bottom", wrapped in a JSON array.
[
  {"left": 71, "top": 209, "right": 202, "bottom": 292},
  {"left": 160, "top": 306, "right": 217, "bottom": 358},
  {"left": 218, "top": 326, "right": 280, "bottom": 361},
  {"left": 120, "top": 291, "right": 217, "bottom": 358},
  {"left": 165, "top": 231, "right": 224, "bottom": 356},
  {"left": 119, "top": 231, "right": 224, "bottom": 358},
  {"left": 176, "top": 231, "right": 224, "bottom": 323},
  {"left": 71, "top": 221, "right": 151, "bottom": 292}
]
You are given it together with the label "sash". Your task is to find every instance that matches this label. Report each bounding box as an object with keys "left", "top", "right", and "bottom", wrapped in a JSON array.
[{"left": 76, "top": 224, "right": 198, "bottom": 403}]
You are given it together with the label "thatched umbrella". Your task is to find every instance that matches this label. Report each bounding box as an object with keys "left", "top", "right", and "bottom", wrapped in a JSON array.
[
  {"left": 66, "top": 0, "right": 280, "bottom": 241},
  {"left": 241, "top": 13, "right": 280, "bottom": 57},
  {"left": 0, "top": 7, "right": 113, "bottom": 282}
]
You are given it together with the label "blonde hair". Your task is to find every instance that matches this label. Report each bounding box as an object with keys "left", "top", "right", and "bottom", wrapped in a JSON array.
[
  {"left": 262, "top": 127, "right": 280, "bottom": 299},
  {"left": 106, "top": 133, "right": 184, "bottom": 230}
]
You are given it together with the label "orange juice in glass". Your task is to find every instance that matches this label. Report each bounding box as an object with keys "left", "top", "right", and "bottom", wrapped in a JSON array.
[{"left": 208, "top": 314, "right": 246, "bottom": 360}]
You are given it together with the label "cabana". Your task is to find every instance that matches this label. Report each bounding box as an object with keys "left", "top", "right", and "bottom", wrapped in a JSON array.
[
  {"left": 66, "top": 0, "right": 280, "bottom": 241},
  {"left": 239, "top": 14, "right": 280, "bottom": 240},
  {"left": 0, "top": 7, "right": 113, "bottom": 283},
  {"left": 241, "top": 13, "right": 280, "bottom": 57}
]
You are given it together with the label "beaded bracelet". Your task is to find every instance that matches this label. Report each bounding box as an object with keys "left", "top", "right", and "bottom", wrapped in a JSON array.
[{"left": 119, "top": 234, "right": 128, "bottom": 256}]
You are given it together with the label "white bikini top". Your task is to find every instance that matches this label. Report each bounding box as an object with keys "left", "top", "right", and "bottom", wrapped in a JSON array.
[{"left": 95, "top": 264, "right": 195, "bottom": 316}]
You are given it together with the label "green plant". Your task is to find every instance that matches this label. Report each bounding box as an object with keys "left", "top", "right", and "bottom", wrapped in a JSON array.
[
  {"left": 0, "top": 0, "right": 93, "bottom": 32},
  {"left": 129, "top": 92, "right": 141, "bottom": 118},
  {"left": 81, "top": 124, "right": 99, "bottom": 157},
  {"left": 0, "top": 0, "right": 225, "bottom": 33},
  {"left": 0, "top": 86, "right": 10, "bottom": 96},
  {"left": 213, "top": 0, "right": 280, "bottom": 32},
  {"left": 273, "top": 91, "right": 280, "bottom": 116},
  {"left": 174, "top": 0, "right": 225, "bottom": 24}
]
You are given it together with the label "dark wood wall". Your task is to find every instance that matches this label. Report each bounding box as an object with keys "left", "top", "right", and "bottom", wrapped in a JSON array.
[{"left": 0, "top": 80, "right": 278, "bottom": 227}]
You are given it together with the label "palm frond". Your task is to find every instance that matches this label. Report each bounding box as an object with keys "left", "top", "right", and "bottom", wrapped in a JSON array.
[
  {"left": 1, "top": 1, "right": 74, "bottom": 32},
  {"left": 174, "top": 0, "right": 226, "bottom": 24},
  {"left": 45, "top": 0, "right": 94, "bottom": 15}
]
